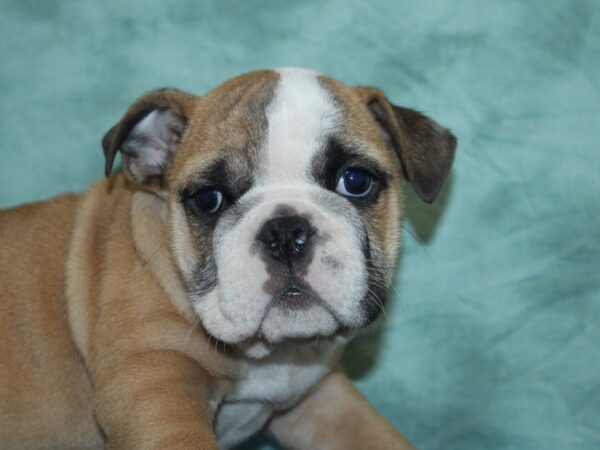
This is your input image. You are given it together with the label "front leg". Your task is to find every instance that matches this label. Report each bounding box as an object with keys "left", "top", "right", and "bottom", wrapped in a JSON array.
[
  {"left": 269, "top": 369, "right": 415, "bottom": 450},
  {"left": 93, "top": 349, "right": 219, "bottom": 450}
]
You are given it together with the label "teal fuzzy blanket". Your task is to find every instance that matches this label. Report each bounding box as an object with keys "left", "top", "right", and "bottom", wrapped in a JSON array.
[{"left": 1, "top": 1, "right": 598, "bottom": 448}]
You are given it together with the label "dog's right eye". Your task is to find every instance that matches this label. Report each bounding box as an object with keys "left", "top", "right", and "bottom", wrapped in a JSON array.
[{"left": 189, "top": 187, "right": 224, "bottom": 214}]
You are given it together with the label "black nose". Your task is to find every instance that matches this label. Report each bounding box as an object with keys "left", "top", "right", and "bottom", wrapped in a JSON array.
[{"left": 257, "top": 215, "right": 314, "bottom": 264}]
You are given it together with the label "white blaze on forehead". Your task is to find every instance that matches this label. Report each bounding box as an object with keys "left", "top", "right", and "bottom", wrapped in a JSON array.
[{"left": 263, "top": 68, "right": 339, "bottom": 184}]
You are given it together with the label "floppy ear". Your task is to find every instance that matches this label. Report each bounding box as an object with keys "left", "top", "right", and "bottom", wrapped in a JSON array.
[
  {"left": 102, "top": 88, "right": 197, "bottom": 187},
  {"left": 355, "top": 87, "right": 457, "bottom": 204}
]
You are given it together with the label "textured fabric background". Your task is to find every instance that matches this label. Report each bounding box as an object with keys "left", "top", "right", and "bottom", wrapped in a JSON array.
[{"left": 1, "top": 1, "right": 599, "bottom": 449}]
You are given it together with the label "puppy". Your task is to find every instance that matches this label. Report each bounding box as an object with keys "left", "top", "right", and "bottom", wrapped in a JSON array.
[{"left": 0, "top": 68, "right": 456, "bottom": 449}]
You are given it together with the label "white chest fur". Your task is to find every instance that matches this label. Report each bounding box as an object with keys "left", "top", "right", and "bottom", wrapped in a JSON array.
[{"left": 214, "top": 338, "right": 345, "bottom": 449}]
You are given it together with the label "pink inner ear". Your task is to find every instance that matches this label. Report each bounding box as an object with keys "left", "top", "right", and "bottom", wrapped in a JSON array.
[
  {"left": 133, "top": 110, "right": 177, "bottom": 147},
  {"left": 121, "top": 109, "right": 183, "bottom": 182}
]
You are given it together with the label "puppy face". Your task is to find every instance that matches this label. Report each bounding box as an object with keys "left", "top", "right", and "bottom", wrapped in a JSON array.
[{"left": 102, "top": 68, "right": 456, "bottom": 353}]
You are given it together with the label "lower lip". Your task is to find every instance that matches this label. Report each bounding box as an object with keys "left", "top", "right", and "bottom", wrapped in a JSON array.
[{"left": 284, "top": 287, "right": 303, "bottom": 297}]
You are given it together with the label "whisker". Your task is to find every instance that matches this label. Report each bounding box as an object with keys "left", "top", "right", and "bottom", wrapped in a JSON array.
[
  {"left": 402, "top": 224, "right": 437, "bottom": 266},
  {"left": 363, "top": 288, "right": 389, "bottom": 324},
  {"left": 143, "top": 240, "right": 168, "bottom": 268},
  {"left": 184, "top": 318, "right": 201, "bottom": 344}
]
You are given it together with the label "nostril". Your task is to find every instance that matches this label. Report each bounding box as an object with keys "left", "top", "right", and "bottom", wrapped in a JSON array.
[
  {"left": 257, "top": 226, "right": 277, "bottom": 246},
  {"left": 265, "top": 232, "right": 277, "bottom": 246},
  {"left": 293, "top": 229, "right": 308, "bottom": 246},
  {"left": 292, "top": 228, "right": 313, "bottom": 256},
  {"left": 294, "top": 236, "right": 306, "bottom": 246}
]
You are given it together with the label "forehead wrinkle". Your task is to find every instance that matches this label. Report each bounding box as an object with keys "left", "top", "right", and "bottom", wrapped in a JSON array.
[
  {"left": 262, "top": 68, "right": 340, "bottom": 186},
  {"left": 178, "top": 149, "right": 256, "bottom": 197},
  {"left": 316, "top": 76, "right": 403, "bottom": 186},
  {"left": 171, "top": 70, "right": 278, "bottom": 189}
]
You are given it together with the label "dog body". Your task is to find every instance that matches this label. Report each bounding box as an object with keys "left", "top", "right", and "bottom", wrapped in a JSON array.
[{"left": 0, "top": 68, "right": 455, "bottom": 449}]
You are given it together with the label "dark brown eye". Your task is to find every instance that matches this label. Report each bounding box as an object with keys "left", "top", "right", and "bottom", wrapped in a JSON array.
[
  {"left": 192, "top": 187, "right": 223, "bottom": 214},
  {"left": 335, "top": 168, "right": 375, "bottom": 198}
]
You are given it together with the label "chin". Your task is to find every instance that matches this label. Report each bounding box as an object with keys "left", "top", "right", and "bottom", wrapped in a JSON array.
[
  {"left": 193, "top": 289, "right": 370, "bottom": 361},
  {"left": 258, "top": 303, "right": 340, "bottom": 344}
]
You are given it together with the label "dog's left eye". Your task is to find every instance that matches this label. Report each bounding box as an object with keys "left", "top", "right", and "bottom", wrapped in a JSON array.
[
  {"left": 191, "top": 187, "right": 223, "bottom": 214},
  {"left": 335, "top": 168, "right": 376, "bottom": 198}
]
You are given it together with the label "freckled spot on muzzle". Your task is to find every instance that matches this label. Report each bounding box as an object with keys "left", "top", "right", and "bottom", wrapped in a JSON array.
[{"left": 321, "top": 255, "right": 343, "bottom": 273}]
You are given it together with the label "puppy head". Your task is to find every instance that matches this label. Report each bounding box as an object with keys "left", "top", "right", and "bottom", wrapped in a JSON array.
[{"left": 102, "top": 68, "right": 456, "bottom": 355}]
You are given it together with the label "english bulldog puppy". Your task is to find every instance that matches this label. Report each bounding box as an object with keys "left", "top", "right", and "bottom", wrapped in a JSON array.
[{"left": 0, "top": 68, "right": 456, "bottom": 449}]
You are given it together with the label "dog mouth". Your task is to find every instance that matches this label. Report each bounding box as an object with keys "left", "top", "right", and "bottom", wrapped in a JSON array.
[
  {"left": 248, "top": 283, "right": 345, "bottom": 344},
  {"left": 193, "top": 252, "right": 375, "bottom": 350},
  {"left": 237, "top": 286, "right": 351, "bottom": 358},
  {"left": 271, "top": 285, "right": 321, "bottom": 310}
]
